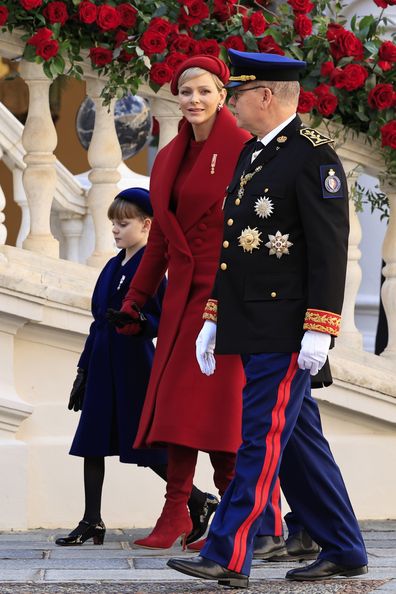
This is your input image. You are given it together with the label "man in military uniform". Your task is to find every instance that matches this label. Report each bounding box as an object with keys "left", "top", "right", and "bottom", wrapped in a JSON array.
[{"left": 168, "top": 49, "right": 368, "bottom": 587}]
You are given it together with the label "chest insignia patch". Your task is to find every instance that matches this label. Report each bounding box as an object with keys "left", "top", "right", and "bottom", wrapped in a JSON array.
[
  {"left": 238, "top": 227, "right": 263, "bottom": 253},
  {"left": 265, "top": 231, "right": 293, "bottom": 259},
  {"left": 254, "top": 196, "right": 274, "bottom": 219}
]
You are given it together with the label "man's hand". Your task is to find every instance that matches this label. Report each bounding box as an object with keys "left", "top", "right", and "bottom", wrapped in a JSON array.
[
  {"left": 68, "top": 368, "right": 87, "bottom": 412},
  {"left": 298, "top": 330, "right": 331, "bottom": 376},
  {"left": 106, "top": 303, "right": 146, "bottom": 336},
  {"left": 196, "top": 320, "right": 217, "bottom": 376}
]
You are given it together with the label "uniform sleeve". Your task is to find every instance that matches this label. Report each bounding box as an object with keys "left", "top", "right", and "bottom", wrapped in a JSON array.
[
  {"left": 123, "top": 217, "right": 169, "bottom": 309},
  {"left": 295, "top": 145, "right": 349, "bottom": 336}
]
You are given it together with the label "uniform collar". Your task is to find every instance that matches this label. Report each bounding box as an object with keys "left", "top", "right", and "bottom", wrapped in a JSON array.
[{"left": 258, "top": 114, "right": 297, "bottom": 146}]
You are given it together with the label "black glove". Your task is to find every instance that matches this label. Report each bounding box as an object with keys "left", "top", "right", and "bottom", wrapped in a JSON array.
[
  {"left": 106, "top": 304, "right": 147, "bottom": 331},
  {"left": 68, "top": 368, "right": 87, "bottom": 412}
]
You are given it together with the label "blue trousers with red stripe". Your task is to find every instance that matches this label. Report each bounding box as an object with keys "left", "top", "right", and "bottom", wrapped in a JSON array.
[{"left": 201, "top": 352, "right": 367, "bottom": 576}]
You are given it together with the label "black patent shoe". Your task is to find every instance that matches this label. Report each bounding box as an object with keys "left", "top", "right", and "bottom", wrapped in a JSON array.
[
  {"left": 167, "top": 556, "right": 249, "bottom": 588},
  {"left": 253, "top": 535, "right": 288, "bottom": 560},
  {"left": 55, "top": 520, "right": 106, "bottom": 546},
  {"left": 186, "top": 493, "right": 219, "bottom": 545},
  {"left": 286, "top": 559, "right": 368, "bottom": 581},
  {"left": 286, "top": 529, "right": 320, "bottom": 561}
]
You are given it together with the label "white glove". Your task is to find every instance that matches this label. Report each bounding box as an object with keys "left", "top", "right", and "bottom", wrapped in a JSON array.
[
  {"left": 298, "top": 330, "right": 331, "bottom": 376},
  {"left": 196, "top": 320, "right": 217, "bottom": 376}
]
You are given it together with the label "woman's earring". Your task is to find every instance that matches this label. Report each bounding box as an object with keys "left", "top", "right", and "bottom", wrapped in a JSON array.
[{"left": 217, "top": 104, "right": 223, "bottom": 111}]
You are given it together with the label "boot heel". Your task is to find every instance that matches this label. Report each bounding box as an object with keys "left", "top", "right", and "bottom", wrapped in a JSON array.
[
  {"left": 218, "top": 576, "right": 249, "bottom": 588},
  {"left": 181, "top": 533, "right": 187, "bottom": 551},
  {"left": 93, "top": 533, "right": 105, "bottom": 545}
]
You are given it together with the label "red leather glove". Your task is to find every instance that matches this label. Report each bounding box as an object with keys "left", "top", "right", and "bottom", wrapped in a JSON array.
[{"left": 106, "top": 302, "right": 146, "bottom": 336}]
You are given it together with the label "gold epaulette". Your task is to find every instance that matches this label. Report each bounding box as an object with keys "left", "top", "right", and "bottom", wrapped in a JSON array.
[{"left": 300, "top": 127, "right": 333, "bottom": 147}]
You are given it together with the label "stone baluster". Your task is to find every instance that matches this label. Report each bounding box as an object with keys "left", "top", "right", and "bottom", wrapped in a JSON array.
[
  {"left": 19, "top": 61, "right": 58, "bottom": 258},
  {"left": 58, "top": 213, "right": 85, "bottom": 263},
  {"left": 380, "top": 182, "right": 396, "bottom": 361},
  {"left": 85, "top": 76, "right": 121, "bottom": 268},
  {"left": 150, "top": 96, "right": 181, "bottom": 151},
  {"left": 337, "top": 157, "right": 364, "bottom": 350},
  {"left": 12, "top": 167, "right": 30, "bottom": 248},
  {"left": 0, "top": 148, "right": 6, "bottom": 245}
]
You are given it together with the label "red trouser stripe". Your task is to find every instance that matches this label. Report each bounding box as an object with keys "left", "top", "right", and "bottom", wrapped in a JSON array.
[
  {"left": 271, "top": 478, "right": 283, "bottom": 537},
  {"left": 228, "top": 353, "right": 298, "bottom": 573}
]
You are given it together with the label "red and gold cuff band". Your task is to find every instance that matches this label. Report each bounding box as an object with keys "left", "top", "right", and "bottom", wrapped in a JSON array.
[
  {"left": 203, "top": 299, "right": 218, "bottom": 323},
  {"left": 303, "top": 308, "right": 341, "bottom": 336}
]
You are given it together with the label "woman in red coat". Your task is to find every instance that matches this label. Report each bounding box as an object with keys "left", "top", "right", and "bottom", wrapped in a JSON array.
[{"left": 115, "top": 56, "right": 250, "bottom": 548}]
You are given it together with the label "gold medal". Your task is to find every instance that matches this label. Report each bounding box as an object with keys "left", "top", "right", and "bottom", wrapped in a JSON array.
[{"left": 238, "top": 227, "right": 262, "bottom": 253}]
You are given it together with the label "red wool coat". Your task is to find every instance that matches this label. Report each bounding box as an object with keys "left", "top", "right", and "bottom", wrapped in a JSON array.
[{"left": 127, "top": 107, "right": 251, "bottom": 453}]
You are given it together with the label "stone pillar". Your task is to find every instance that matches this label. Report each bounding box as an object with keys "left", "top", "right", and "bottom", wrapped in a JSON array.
[
  {"left": 19, "top": 61, "right": 59, "bottom": 258},
  {"left": 150, "top": 96, "right": 181, "bottom": 151},
  {"left": 0, "top": 312, "right": 33, "bottom": 530},
  {"left": 85, "top": 76, "right": 121, "bottom": 268},
  {"left": 12, "top": 166, "right": 30, "bottom": 248},
  {"left": 59, "top": 213, "right": 85, "bottom": 263},
  {"left": 0, "top": 148, "right": 6, "bottom": 245},
  {"left": 380, "top": 183, "right": 396, "bottom": 361}
]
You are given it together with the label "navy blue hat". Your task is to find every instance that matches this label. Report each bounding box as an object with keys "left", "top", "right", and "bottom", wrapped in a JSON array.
[
  {"left": 114, "top": 187, "right": 153, "bottom": 216},
  {"left": 226, "top": 49, "right": 306, "bottom": 88}
]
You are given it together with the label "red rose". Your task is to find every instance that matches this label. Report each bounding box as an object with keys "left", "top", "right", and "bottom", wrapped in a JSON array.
[
  {"left": 43, "top": 1, "right": 68, "bottom": 25},
  {"left": 97, "top": 5, "right": 121, "bottom": 30},
  {"left": 222, "top": 35, "right": 246, "bottom": 51},
  {"left": 373, "top": 0, "right": 388, "bottom": 6},
  {"left": 114, "top": 30, "right": 128, "bottom": 47},
  {"left": 248, "top": 11, "right": 267, "bottom": 36},
  {"left": 341, "top": 64, "right": 368, "bottom": 91},
  {"left": 316, "top": 92, "right": 338, "bottom": 116},
  {"left": 329, "top": 67, "right": 346, "bottom": 89},
  {"left": 194, "top": 39, "right": 220, "bottom": 56},
  {"left": 381, "top": 120, "right": 396, "bottom": 148},
  {"left": 294, "top": 14, "right": 312, "bottom": 38},
  {"left": 258, "top": 35, "right": 285, "bottom": 55},
  {"left": 89, "top": 47, "right": 113, "bottom": 67},
  {"left": 378, "top": 61, "right": 393, "bottom": 71},
  {"left": 139, "top": 30, "right": 167, "bottom": 56},
  {"left": 116, "top": 3, "right": 137, "bottom": 28},
  {"left": 0, "top": 5, "right": 9, "bottom": 25},
  {"left": 288, "top": 0, "right": 314, "bottom": 13},
  {"left": 320, "top": 61, "right": 335, "bottom": 77},
  {"left": 20, "top": 0, "right": 42, "bottom": 9},
  {"left": 368, "top": 83, "right": 394, "bottom": 110},
  {"left": 78, "top": 1, "right": 97, "bottom": 24},
  {"left": 149, "top": 17, "right": 173, "bottom": 36},
  {"left": 327, "top": 27, "right": 364, "bottom": 62},
  {"left": 326, "top": 23, "right": 344, "bottom": 42},
  {"left": 213, "top": 0, "right": 236, "bottom": 21},
  {"left": 165, "top": 51, "right": 187, "bottom": 69},
  {"left": 170, "top": 34, "right": 196, "bottom": 54},
  {"left": 27, "top": 27, "right": 53, "bottom": 46},
  {"left": 297, "top": 89, "right": 317, "bottom": 113},
  {"left": 36, "top": 38, "right": 59, "bottom": 60},
  {"left": 314, "top": 83, "right": 331, "bottom": 96},
  {"left": 119, "top": 49, "right": 135, "bottom": 63},
  {"left": 150, "top": 62, "right": 173, "bottom": 85},
  {"left": 178, "top": 0, "right": 209, "bottom": 27},
  {"left": 379, "top": 41, "right": 396, "bottom": 63}
]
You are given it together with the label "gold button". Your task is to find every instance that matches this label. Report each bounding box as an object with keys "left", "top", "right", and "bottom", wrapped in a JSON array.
[
  {"left": 235, "top": 198, "right": 241, "bottom": 205},
  {"left": 227, "top": 218, "right": 234, "bottom": 226},
  {"left": 265, "top": 188, "right": 269, "bottom": 192},
  {"left": 220, "top": 263, "right": 228, "bottom": 271},
  {"left": 223, "top": 240, "right": 229, "bottom": 248},
  {"left": 271, "top": 291, "right": 277, "bottom": 298}
]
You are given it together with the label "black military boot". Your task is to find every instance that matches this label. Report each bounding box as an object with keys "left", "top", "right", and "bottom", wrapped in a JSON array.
[
  {"left": 253, "top": 535, "right": 288, "bottom": 560},
  {"left": 286, "top": 529, "right": 320, "bottom": 561}
]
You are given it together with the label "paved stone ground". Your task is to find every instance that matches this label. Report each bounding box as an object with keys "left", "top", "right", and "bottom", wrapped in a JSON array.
[{"left": 0, "top": 521, "right": 395, "bottom": 593}]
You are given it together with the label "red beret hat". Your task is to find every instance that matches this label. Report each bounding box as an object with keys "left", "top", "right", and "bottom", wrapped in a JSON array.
[{"left": 170, "top": 55, "right": 230, "bottom": 95}]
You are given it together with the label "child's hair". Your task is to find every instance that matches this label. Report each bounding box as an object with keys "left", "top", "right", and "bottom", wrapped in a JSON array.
[{"left": 107, "top": 198, "right": 152, "bottom": 222}]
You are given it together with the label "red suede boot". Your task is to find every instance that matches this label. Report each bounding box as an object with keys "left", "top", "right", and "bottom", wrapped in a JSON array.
[{"left": 134, "top": 445, "right": 197, "bottom": 550}]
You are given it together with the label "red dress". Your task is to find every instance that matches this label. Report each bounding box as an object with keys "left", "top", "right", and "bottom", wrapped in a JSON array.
[{"left": 126, "top": 107, "right": 251, "bottom": 453}]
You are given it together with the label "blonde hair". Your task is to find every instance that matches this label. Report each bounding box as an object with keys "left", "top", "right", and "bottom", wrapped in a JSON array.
[
  {"left": 178, "top": 67, "right": 224, "bottom": 92},
  {"left": 107, "top": 198, "right": 151, "bottom": 221}
]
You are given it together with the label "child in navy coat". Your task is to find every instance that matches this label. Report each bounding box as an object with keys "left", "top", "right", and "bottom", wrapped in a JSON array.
[{"left": 56, "top": 188, "right": 211, "bottom": 546}]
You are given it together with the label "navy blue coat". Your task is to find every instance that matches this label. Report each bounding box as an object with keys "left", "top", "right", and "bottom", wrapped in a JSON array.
[{"left": 70, "top": 248, "right": 167, "bottom": 465}]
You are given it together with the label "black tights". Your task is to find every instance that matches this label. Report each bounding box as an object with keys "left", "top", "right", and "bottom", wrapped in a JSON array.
[{"left": 82, "top": 457, "right": 206, "bottom": 524}]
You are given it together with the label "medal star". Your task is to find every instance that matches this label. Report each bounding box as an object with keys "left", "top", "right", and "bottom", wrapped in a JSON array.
[
  {"left": 265, "top": 231, "right": 293, "bottom": 259},
  {"left": 238, "top": 226, "right": 262, "bottom": 253},
  {"left": 254, "top": 196, "right": 274, "bottom": 219}
]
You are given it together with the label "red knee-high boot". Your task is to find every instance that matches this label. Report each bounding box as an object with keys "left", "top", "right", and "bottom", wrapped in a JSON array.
[{"left": 134, "top": 445, "right": 195, "bottom": 550}]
